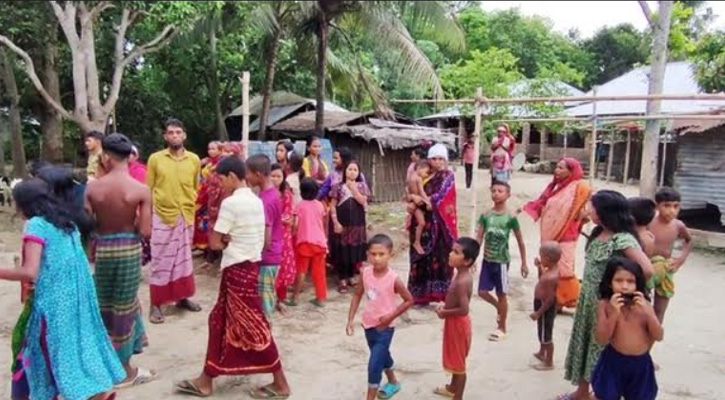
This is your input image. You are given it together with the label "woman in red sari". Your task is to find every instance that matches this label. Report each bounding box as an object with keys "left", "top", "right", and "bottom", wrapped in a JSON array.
[
  {"left": 193, "top": 141, "right": 223, "bottom": 252},
  {"left": 522, "top": 158, "right": 591, "bottom": 310},
  {"left": 407, "top": 144, "right": 458, "bottom": 305}
]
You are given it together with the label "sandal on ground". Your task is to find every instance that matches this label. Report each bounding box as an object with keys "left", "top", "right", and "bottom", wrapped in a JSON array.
[
  {"left": 176, "top": 299, "right": 202, "bottom": 312},
  {"left": 309, "top": 299, "right": 325, "bottom": 308},
  {"left": 249, "top": 386, "right": 290, "bottom": 399},
  {"left": 554, "top": 393, "right": 578, "bottom": 400},
  {"left": 531, "top": 362, "right": 554, "bottom": 371},
  {"left": 378, "top": 382, "right": 401, "bottom": 399},
  {"left": 149, "top": 307, "right": 165, "bottom": 324},
  {"left": 488, "top": 329, "right": 507, "bottom": 342},
  {"left": 115, "top": 367, "right": 157, "bottom": 389},
  {"left": 175, "top": 379, "right": 211, "bottom": 398},
  {"left": 433, "top": 385, "right": 455, "bottom": 398},
  {"left": 283, "top": 299, "right": 298, "bottom": 307}
]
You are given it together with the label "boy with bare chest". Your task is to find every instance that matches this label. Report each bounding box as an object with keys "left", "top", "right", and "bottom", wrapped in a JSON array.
[
  {"left": 647, "top": 188, "right": 693, "bottom": 324},
  {"left": 434, "top": 237, "right": 480, "bottom": 400},
  {"left": 84, "top": 133, "right": 156, "bottom": 387}
]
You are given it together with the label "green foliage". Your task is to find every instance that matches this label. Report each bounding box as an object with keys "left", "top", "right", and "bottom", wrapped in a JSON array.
[
  {"left": 692, "top": 31, "right": 725, "bottom": 93},
  {"left": 582, "top": 24, "right": 649, "bottom": 87},
  {"left": 440, "top": 48, "right": 522, "bottom": 99}
]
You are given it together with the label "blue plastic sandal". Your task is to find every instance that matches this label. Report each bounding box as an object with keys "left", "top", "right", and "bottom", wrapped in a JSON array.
[{"left": 378, "top": 382, "right": 401, "bottom": 399}]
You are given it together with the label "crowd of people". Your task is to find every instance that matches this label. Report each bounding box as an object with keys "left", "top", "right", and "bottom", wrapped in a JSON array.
[{"left": 0, "top": 118, "right": 693, "bottom": 400}]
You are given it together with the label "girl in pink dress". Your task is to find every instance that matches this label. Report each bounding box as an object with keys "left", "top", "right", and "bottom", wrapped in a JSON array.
[{"left": 271, "top": 164, "right": 296, "bottom": 309}]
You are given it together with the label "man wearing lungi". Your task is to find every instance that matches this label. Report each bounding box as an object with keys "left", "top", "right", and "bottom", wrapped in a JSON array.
[
  {"left": 85, "top": 133, "right": 157, "bottom": 387},
  {"left": 175, "top": 156, "right": 291, "bottom": 399},
  {"left": 146, "top": 118, "right": 202, "bottom": 324}
]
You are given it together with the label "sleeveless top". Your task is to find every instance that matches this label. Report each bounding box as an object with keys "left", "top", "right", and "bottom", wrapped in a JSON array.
[{"left": 361, "top": 266, "right": 399, "bottom": 329}]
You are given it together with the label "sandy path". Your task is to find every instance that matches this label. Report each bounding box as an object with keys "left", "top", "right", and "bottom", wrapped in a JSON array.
[{"left": 0, "top": 170, "right": 723, "bottom": 399}]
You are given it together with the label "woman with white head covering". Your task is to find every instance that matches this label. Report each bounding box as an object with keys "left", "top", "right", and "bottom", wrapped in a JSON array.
[{"left": 407, "top": 143, "right": 459, "bottom": 305}]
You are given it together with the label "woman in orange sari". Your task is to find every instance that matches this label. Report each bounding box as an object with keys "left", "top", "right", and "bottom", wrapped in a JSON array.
[{"left": 523, "top": 158, "right": 590, "bottom": 310}]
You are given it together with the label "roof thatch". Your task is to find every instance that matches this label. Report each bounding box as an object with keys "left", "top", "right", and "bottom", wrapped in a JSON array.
[
  {"left": 271, "top": 110, "right": 365, "bottom": 133},
  {"left": 228, "top": 91, "right": 348, "bottom": 118},
  {"left": 329, "top": 118, "right": 455, "bottom": 150}
]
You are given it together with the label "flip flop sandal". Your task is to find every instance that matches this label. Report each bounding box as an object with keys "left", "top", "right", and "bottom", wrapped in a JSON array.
[
  {"left": 177, "top": 300, "right": 202, "bottom": 312},
  {"left": 175, "top": 379, "right": 211, "bottom": 398},
  {"left": 309, "top": 299, "right": 325, "bottom": 308},
  {"left": 149, "top": 309, "right": 165, "bottom": 324},
  {"left": 488, "top": 329, "right": 507, "bottom": 342},
  {"left": 378, "top": 382, "right": 401, "bottom": 399},
  {"left": 531, "top": 362, "right": 554, "bottom": 371},
  {"left": 283, "top": 300, "right": 298, "bottom": 307},
  {"left": 249, "top": 386, "right": 290, "bottom": 399},
  {"left": 433, "top": 386, "right": 455, "bottom": 398},
  {"left": 115, "top": 367, "right": 158, "bottom": 389}
]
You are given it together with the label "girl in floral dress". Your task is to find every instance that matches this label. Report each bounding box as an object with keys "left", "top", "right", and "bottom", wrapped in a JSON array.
[
  {"left": 271, "top": 163, "right": 297, "bottom": 308},
  {"left": 560, "top": 190, "right": 653, "bottom": 400}
]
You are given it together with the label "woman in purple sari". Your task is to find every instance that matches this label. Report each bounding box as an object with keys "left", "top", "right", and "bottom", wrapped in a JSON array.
[{"left": 407, "top": 144, "right": 459, "bottom": 305}]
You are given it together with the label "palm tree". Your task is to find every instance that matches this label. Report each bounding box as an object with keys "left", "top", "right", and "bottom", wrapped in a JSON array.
[{"left": 296, "top": 1, "right": 465, "bottom": 135}]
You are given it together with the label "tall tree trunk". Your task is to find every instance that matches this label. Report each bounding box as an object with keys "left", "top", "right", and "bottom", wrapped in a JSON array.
[
  {"left": 209, "top": 18, "right": 228, "bottom": 141},
  {"left": 0, "top": 77, "right": 6, "bottom": 175},
  {"left": 0, "top": 48, "right": 27, "bottom": 178},
  {"left": 640, "top": 1, "right": 673, "bottom": 197},
  {"left": 258, "top": 29, "right": 282, "bottom": 142},
  {"left": 315, "top": 16, "right": 328, "bottom": 137},
  {"left": 39, "top": 26, "right": 64, "bottom": 163}
]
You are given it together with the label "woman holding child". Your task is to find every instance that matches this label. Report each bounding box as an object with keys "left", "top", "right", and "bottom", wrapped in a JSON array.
[
  {"left": 523, "top": 158, "right": 591, "bottom": 310},
  {"left": 407, "top": 143, "right": 458, "bottom": 305}
]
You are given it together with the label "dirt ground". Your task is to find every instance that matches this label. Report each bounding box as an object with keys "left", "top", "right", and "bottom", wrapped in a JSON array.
[{"left": 0, "top": 169, "right": 724, "bottom": 399}]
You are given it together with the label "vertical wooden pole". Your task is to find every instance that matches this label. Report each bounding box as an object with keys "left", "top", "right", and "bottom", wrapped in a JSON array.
[
  {"left": 539, "top": 126, "right": 548, "bottom": 161},
  {"left": 563, "top": 125, "right": 569, "bottom": 157},
  {"left": 469, "top": 87, "right": 483, "bottom": 236},
  {"left": 241, "top": 71, "right": 250, "bottom": 160},
  {"left": 623, "top": 129, "right": 632, "bottom": 184},
  {"left": 660, "top": 132, "right": 668, "bottom": 187},
  {"left": 522, "top": 122, "right": 531, "bottom": 157},
  {"left": 589, "top": 86, "right": 599, "bottom": 185},
  {"left": 606, "top": 130, "right": 615, "bottom": 182}
]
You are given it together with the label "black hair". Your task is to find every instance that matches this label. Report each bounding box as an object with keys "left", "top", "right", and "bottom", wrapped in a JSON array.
[
  {"left": 277, "top": 140, "right": 294, "bottom": 158},
  {"left": 85, "top": 130, "right": 104, "bottom": 141},
  {"left": 300, "top": 177, "right": 319, "bottom": 201},
  {"left": 335, "top": 147, "right": 353, "bottom": 171},
  {"left": 540, "top": 241, "right": 562, "bottom": 264},
  {"left": 456, "top": 237, "right": 481, "bottom": 266},
  {"left": 13, "top": 179, "right": 77, "bottom": 233},
  {"left": 491, "top": 180, "right": 511, "bottom": 193},
  {"left": 164, "top": 117, "right": 186, "bottom": 132},
  {"left": 288, "top": 151, "right": 306, "bottom": 179},
  {"left": 305, "top": 135, "right": 321, "bottom": 157},
  {"left": 270, "top": 163, "right": 290, "bottom": 193},
  {"left": 628, "top": 197, "right": 656, "bottom": 227},
  {"left": 415, "top": 159, "right": 430, "bottom": 169},
  {"left": 217, "top": 156, "right": 246, "bottom": 180},
  {"left": 344, "top": 160, "right": 364, "bottom": 183},
  {"left": 587, "top": 190, "right": 642, "bottom": 249},
  {"left": 29, "top": 160, "right": 51, "bottom": 177},
  {"left": 368, "top": 234, "right": 394, "bottom": 251},
  {"left": 246, "top": 154, "right": 271, "bottom": 176},
  {"left": 413, "top": 147, "right": 428, "bottom": 160},
  {"left": 102, "top": 133, "right": 133, "bottom": 160},
  {"left": 655, "top": 187, "right": 681, "bottom": 204},
  {"left": 598, "top": 256, "right": 650, "bottom": 301},
  {"left": 35, "top": 166, "right": 94, "bottom": 235}
]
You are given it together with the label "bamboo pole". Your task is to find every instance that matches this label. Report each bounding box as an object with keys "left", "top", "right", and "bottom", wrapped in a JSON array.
[
  {"left": 241, "top": 71, "right": 250, "bottom": 160},
  {"left": 623, "top": 129, "right": 632, "bottom": 184},
  {"left": 606, "top": 130, "right": 615, "bottom": 182},
  {"left": 660, "top": 134, "right": 668, "bottom": 187},
  {"left": 469, "top": 87, "right": 483, "bottom": 237},
  {"left": 589, "top": 87, "right": 599, "bottom": 184},
  {"left": 491, "top": 114, "right": 725, "bottom": 124},
  {"left": 390, "top": 93, "right": 725, "bottom": 105}
]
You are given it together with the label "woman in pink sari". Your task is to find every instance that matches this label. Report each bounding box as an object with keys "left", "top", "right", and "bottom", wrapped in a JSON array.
[
  {"left": 522, "top": 158, "right": 591, "bottom": 310},
  {"left": 490, "top": 124, "right": 516, "bottom": 183}
]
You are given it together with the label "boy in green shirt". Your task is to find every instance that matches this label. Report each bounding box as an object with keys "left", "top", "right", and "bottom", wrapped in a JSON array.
[{"left": 475, "top": 180, "right": 528, "bottom": 342}]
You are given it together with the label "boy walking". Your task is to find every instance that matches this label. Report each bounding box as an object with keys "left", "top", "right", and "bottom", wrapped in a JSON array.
[
  {"left": 530, "top": 241, "right": 561, "bottom": 371},
  {"left": 476, "top": 181, "right": 529, "bottom": 341},
  {"left": 176, "top": 156, "right": 290, "bottom": 399},
  {"left": 648, "top": 187, "right": 693, "bottom": 324},
  {"left": 246, "top": 154, "right": 284, "bottom": 317},
  {"left": 434, "top": 237, "right": 480, "bottom": 400}
]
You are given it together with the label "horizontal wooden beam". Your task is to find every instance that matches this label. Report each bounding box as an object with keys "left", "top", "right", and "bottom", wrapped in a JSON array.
[{"left": 390, "top": 93, "right": 725, "bottom": 105}]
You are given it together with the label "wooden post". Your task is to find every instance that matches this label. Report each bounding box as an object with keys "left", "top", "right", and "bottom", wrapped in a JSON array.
[
  {"left": 563, "top": 125, "right": 569, "bottom": 157},
  {"left": 589, "top": 86, "right": 599, "bottom": 184},
  {"left": 539, "top": 126, "right": 548, "bottom": 161},
  {"left": 241, "top": 71, "right": 250, "bottom": 160},
  {"left": 521, "top": 122, "right": 531, "bottom": 157},
  {"left": 606, "top": 130, "right": 615, "bottom": 182},
  {"left": 623, "top": 129, "right": 632, "bottom": 184},
  {"left": 660, "top": 132, "right": 668, "bottom": 187},
  {"left": 469, "top": 87, "right": 483, "bottom": 236}
]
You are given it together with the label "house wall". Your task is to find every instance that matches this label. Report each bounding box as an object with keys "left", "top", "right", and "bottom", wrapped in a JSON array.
[{"left": 674, "top": 127, "right": 725, "bottom": 224}]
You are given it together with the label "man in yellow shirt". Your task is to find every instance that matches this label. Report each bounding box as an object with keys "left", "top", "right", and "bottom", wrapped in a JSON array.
[
  {"left": 85, "top": 131, "right": 105, "bottom": 180},
  {"left": 146, "top": 118, "right": 202, "bottom": 324}
]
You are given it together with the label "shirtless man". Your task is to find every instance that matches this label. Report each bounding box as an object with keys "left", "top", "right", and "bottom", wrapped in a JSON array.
[
  {"left": 407, "top": 159, "right": 430, "bottom": 254},
  {"left": 85, "top": 133, "right": 156, "bottom": 387},
  {"left": 434, "top": 237, "right": 480, "bottom": 400},
  {"left": 648, "top": 187, "right": 693, "bottom": 324}
]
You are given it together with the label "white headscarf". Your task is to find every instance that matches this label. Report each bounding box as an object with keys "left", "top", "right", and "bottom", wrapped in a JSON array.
[{"left": 427, "top": 143, "right": 449, "bottom": 160}]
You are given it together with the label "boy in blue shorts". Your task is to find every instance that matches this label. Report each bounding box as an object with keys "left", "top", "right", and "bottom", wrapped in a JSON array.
[{"left": 476, "top": 180, "right": 528, "bottom": 342}]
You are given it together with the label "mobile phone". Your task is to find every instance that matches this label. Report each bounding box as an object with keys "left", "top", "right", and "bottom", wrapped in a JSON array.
[{"left": 621, "top": 292, "right": 636, "bottom": 305}]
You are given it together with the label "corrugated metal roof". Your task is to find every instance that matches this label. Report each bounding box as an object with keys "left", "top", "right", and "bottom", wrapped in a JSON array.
[
  {"left": 671, "top": 117, "right": 725, "bottom": 135},
  {"left": 566, "top": 62, "right": 725, "bottom": 117},
  {"left": 248, "top": 103, "right": 310, "bottom": 132},
  {"left": 329, "top": 118, "right": 455, "bottom": 150},
  {"left": 271, "top": 110, "right": 365, "bottom": 132},
  {"left": 229, "top": 90, "right": 348, "bottom": 118},
  {"left": 675, "top": 126, "right": 725, "bottom": 224}
]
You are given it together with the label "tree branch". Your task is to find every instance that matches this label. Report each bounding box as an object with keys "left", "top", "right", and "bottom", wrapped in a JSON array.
[
  {"left": 0, "top": 35, "right": 73, "bottom": 120},
  {"left": 104, "top": 18, "right": 177, "bottom": 114},
  {"left": 639, "top": 1, "right": 655, "bottom": 28},
  {"left": 79, "top": 3, "right": 104, "bottom": 122},
  {"left": 89, "top": 1, "right": 113, "bottom": 21}
]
